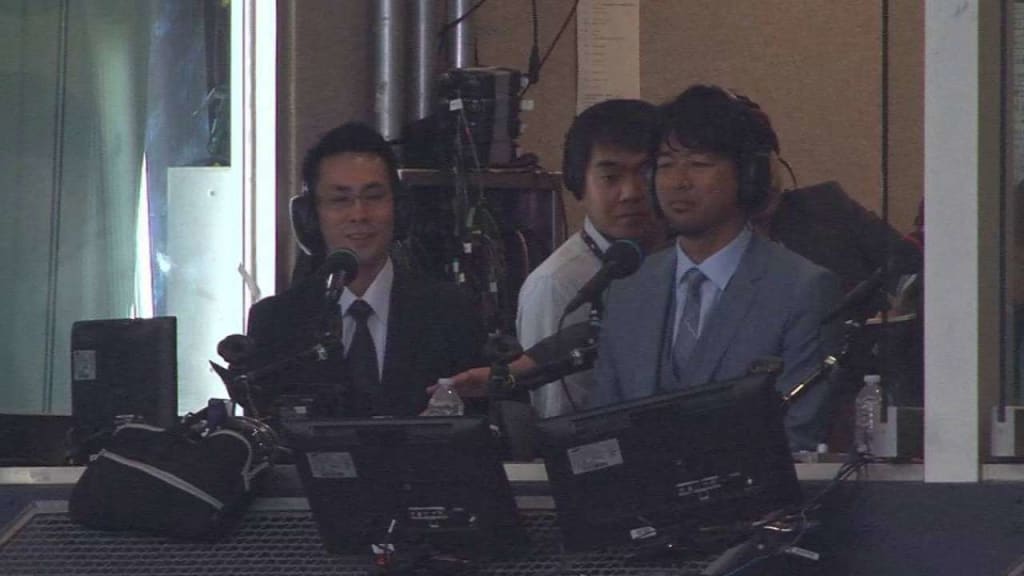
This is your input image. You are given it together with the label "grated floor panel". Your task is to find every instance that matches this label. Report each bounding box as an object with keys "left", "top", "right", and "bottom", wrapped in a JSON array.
[{"left": 0, "top": 501, "right": 712, "bottom": 576}]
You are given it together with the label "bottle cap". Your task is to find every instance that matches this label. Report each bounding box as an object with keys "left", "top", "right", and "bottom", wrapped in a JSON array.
[{"left": 863, "top": 374, "right": 881, "bottom": 385}]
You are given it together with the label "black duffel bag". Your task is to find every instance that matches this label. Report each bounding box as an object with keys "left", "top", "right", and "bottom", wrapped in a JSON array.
[{"left": 69, "top": 411, "right": 277, "bottom": 540}]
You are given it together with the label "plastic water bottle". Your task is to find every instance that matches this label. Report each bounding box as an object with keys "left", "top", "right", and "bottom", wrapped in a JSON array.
[
  {"left": 422, "top": 378, "right": 464, "bottom": 416},
  {"left": 854, "top": 374, "right": 883, "bottom": 454}
]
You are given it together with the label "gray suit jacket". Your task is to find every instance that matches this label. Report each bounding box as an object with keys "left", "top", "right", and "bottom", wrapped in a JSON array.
[{"left": 591, "top": 234, "right": 843, "bottom": 450}]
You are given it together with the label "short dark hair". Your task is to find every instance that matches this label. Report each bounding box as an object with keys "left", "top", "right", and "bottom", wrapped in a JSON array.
[
  {"left": 658, "top": 84, "right": 779, "bottom": 162},
  {"left": 562, "top": 99, "right": 659, "bottom": 200},
  {"left": 301, "top": 122, "right": 401, "bottom": 195}
]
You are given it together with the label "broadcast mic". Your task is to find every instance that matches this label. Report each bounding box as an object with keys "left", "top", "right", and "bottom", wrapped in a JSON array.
[
  {"left": 507, "top": 344, "right": 598, "bottom": 393},
  {"left": 821, "top": 265, "right": 886, "bottom": 325},
  {"left": 320, "top": 249, "right": 359, "bottom": 303},
  {"left": 563, "top": 239, "right": 644, "bottom": 316}
]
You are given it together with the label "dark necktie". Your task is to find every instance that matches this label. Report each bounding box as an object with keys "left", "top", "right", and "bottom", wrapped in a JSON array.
[
  {"left": 345, "top": 300, "right": 379, "bottom": 409},
  {"left": 672, "top": 268, "right": 707, "bottom": 381}
]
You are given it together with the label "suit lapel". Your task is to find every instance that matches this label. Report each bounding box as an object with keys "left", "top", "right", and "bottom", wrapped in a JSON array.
[
  {"left": 683, "top": 235, "right": 768, "bottom": 387},
  {"left": 621, "top": 249, "right": 677, "bottom": 397}
]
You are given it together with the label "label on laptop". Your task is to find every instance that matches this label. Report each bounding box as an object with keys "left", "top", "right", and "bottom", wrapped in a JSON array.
[
  {"left": 567, "top": 438, "right": 623, "bottom": 475},
  {"left": 306, "top": 451, "right": 357, "bottom": 479},
  {"left": 72, "top": 350, "right": 97, "bottom": 381},
  {"left": 629, "top": 525, "right": 658, "bottom": 541}
]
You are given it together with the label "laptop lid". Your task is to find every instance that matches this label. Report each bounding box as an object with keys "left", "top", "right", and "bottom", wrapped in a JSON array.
[{"left": 70, "top": 317, "right": 178, "bottom": 435}]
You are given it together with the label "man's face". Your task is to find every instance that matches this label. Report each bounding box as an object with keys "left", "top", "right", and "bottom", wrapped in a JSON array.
[
  {"left": 580, "top": 143, "right": 658, "bottom": 242},
  {"left": 314, "top": 152, "right": 395, "bottom": 272},
  {"left": 653, "top": 137, "right": 745, "bottom": 240}
]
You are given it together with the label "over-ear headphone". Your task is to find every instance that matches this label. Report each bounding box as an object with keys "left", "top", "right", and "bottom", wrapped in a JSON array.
[
  {"left": 650, "top": 85, "right": 778, "bottom": 217},
  {"left": 728, "top": 90, "right": 776, "bottom": 214},
  {"left": 290, "top": 184, "right": 321, "bottom": 256}
]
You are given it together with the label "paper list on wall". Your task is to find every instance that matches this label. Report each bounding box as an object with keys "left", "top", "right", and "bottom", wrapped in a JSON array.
[{"left": 576, "top": 0, "right": 641, "bottom": 114}]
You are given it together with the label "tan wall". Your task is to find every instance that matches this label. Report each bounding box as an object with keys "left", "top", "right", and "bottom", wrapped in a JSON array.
[{"left": 278, "top": 0, "right": 924, "bottom": 285}]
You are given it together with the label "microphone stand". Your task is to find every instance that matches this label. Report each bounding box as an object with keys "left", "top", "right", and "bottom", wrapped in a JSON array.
[
  {"left": 217, "top": 300, "right": 345, "bottom": 420},
  {"left": 781, "top": 316, "right": 872, "bottom": 406}
]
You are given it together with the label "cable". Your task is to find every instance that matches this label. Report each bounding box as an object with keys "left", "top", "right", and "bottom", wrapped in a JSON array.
[
  {"left": 437, "top": 0, "right": 490, "bottom": 39},
  {"left": 778, "top": 156, "right": 799, "bottom": 190},
  {"left": 520, "top": 0, "right": 580, "bottom": 98},
  {"left": 553, "top": 309, "right": 581, "bottom": 414}
]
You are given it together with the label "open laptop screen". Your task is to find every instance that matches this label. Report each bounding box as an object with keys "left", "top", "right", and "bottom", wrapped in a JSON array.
[{"left": 285, "top": 416, "right": 521, "bottom": 556}]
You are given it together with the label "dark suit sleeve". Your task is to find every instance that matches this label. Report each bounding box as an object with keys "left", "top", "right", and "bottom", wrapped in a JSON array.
[
  {"left": 439, "top": 284, "right": 487, "bottom": 373},
  {"left": 778, "top": 267, "right": 844, "bottom": 451}
]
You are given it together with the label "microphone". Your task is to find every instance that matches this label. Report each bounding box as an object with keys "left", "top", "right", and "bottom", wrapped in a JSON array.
[
  {"left": 820, "top": 266, "right": 886, "bottom": 325},
  {"left": 505, "top": 344, "right": 598, "bottom": 393},
  {"left": 564, "top": 239, "right": 644, "bottom": 316},
  {"left": 320, "top": 249, "right": 359, "bottom": 302}
]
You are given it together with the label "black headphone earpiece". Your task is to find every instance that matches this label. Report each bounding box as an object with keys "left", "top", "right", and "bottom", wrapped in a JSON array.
[
  {"left": 289, "top": 183, "right": 323, "bottom": 256},
  {"left": 736, "top": 148, "right": 772, "bottom": 213},
  {"left": 645, "top": 162, "right": 663, "bottom": 219},
  {"left": 725, "top": 89, "right": 775, "bottom": 214}
]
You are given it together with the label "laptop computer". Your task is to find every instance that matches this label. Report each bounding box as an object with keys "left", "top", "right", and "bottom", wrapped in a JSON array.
[
  {"left": 285, "top": 416, "right": 522, "bottom": 557},
  {"left": 70, "top": 317, "right": 178, "bottom": 453}
]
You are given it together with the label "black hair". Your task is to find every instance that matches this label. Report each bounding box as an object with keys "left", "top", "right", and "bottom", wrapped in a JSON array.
[
  {"left": 562, "top": 99, "right": 660, "bottom": 200},
  {"left": 658, "top": 84, "right": 779, "bottom": 161},
  {"left": 300, "top": 122, "right": 401, "bottom": 196}
]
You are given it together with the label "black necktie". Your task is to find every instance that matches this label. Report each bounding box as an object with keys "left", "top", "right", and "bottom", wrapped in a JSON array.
[{"left": 345, "top": 300, "right": 379, "bottom": 412}]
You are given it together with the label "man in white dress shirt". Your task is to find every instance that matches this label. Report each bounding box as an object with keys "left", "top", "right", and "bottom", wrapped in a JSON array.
[{"left": 516, "top": 99, "right": 665, "bottom": 418}]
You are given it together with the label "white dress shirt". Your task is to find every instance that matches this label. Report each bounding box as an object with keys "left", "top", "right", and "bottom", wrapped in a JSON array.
[{"left": 516, "top": 217, "right": 607, "bottom": 417}]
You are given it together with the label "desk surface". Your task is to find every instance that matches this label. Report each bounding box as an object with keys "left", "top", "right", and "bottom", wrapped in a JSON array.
[{"left": 11, "top": 460, "right": 1024, "bottom": 486}]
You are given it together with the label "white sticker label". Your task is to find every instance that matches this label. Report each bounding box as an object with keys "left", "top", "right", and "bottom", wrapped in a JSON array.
[
  {"left": 567, "top": 438, "right": 623, "bottom": 475},
  {"left": 72, "top": 350, "right": 97, "bottom": 381},
  {"left": 307, "top": 451, "right": 357, "bottom": 479},
  {"left": 449, "top": 98, "right": 464, "bottom": 111},
  {"left": 629, "top": 525, "right": 658, "bottom": 541}
]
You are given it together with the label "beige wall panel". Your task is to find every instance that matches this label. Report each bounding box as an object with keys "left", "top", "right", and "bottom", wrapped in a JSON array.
[{"left": 281, "top": 0, "right": 925, "bottom": 262}]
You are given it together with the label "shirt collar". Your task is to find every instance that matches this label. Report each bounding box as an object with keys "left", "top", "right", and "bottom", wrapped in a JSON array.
[
  {"left": 339, "top": 258, "right": 393, "bottom": 324},
  {"left": 674, "top": 227, "right": 752, "bottom": 291},
  {"left": 583, "top": 217, "right": 612, "bottom": 253}
]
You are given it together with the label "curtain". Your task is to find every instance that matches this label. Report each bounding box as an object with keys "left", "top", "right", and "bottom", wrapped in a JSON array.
[{"left": 0, "top": 0, "right": 158, "bottom": 413}]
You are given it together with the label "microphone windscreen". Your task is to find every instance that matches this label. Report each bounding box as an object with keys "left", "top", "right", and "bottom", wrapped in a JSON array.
[
  {"left": 603, "top": 239, "right": 644, "bottom": 279},
  {"left": 320, "top": 249, "right": 359, "bottom": 282},
  {"left": 217, "top": 334, "right": 255, "bottom": 364}
]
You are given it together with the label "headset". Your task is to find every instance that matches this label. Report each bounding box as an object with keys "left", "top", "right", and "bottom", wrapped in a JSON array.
[{"left": 650, "top": 85, "right": 779, "bottom": 217}]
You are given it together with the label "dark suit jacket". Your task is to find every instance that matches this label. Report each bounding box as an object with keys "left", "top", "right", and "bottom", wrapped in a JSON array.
[
  {"left": 591, "top": 235, "right": 843, "bottom": 450},
  {"left": 244, "top": 263, "right": 485, "bottom": 418}
]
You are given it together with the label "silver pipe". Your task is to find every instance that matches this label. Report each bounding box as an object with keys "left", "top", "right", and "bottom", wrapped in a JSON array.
[
  {"left": 374, "top": 0, "right": 406, "bottom": 141},
  {"left": 411, "top": 0, "right": 438, "bottom": 120},
  {"left": 449, "top": 0, "right": 474, "bottom": 68}
]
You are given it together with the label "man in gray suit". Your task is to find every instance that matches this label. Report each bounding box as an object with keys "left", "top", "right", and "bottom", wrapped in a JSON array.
[{"left": 591, "top": 85, "right": 843, "bottom": 450}]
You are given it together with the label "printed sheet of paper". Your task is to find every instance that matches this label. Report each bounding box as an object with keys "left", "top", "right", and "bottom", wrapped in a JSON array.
[{"left": 576, "top": 0, "right": 641, "bottom": 114}]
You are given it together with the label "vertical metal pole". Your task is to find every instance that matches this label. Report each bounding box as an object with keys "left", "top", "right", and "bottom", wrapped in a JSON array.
[
  {"left": 411, "top": 0, "right": 438, "bottom": 121},
  {"left": 374, "top": 0, "right": 406, "bottom": 141},
  {"left": 449, "top": 0, "right": 474, "bottom": 69}
]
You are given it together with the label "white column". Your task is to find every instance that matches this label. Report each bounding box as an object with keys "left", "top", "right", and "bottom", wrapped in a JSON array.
[{"left": 923, "top": 0, "right": 1003, "bottom": 482}]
